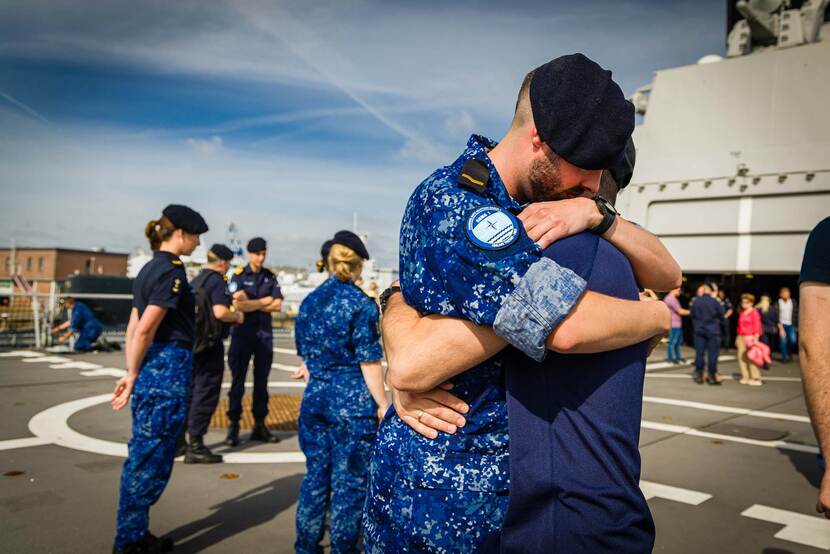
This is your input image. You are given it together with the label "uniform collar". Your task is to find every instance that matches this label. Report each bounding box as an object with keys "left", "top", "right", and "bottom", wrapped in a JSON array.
[
  {"left": 154, "top": 250, "right": 182, "bottom": 264},
  {"left": 456, "top": 134, "right": 522, "bottom": 212}
]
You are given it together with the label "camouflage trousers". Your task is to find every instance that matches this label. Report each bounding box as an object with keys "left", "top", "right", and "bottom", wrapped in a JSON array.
[
  {"left": 115, "top": 393, "right": 187, "bottom": 548},
  {"left": 295, "top": 409, "right": 376, "bottom": 554}
]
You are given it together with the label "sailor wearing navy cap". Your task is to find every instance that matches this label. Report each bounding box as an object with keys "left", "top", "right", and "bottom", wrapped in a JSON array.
[
  {"left": 294, "top": 230, "right": 386, "bottom": 554},
  {"left": 183, "top": 243, "right": 243, "bottom": 464},
  {"left": 364, "top": 54, "right": 679, "bottom": 553},
  {"left": 112, "top": 204, "right": 207, "bottom": 554},
  {"left": 225, "top": 237, "right": 284, "bottom": 446}
]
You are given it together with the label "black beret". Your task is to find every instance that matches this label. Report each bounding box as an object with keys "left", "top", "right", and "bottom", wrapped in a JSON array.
[
  {"left": 209, "top": 243, "right": 234, "bottom": 261},
  {"left": 332, "top": 230, "right": 370, "bottom": 260},
  {"left": 530, "top": 53, "right": 634, "bottom": 170},
  {"left": 162, "top": 204, "right": 208, "bottom": 234},
  {"left": 608, "top": 137, "right": 636, "bottom": 190},
  {"left": 320, "top": 240, "right": 334, "bottom": 261},
  {"left": 247, "top": 237, "right": 267, "bottom": 252}
]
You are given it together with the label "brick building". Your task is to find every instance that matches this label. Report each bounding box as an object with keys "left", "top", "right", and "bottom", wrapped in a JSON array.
[{"left": 0, "top": 248, "right": 128, "bottom": 293}]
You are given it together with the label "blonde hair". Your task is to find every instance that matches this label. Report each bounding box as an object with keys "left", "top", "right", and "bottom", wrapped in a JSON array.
[
  {"left": 144, "top": 216, "right": 176, "bottom": 251},
  {"left": 740, "top": 293, "right": 756, "bottom": 305},
  {"left": 757, "top": 295, "right": 771, "bottom": 312},
  {"left": 327, "top": 243, "right": 363, "bottom": 282}
]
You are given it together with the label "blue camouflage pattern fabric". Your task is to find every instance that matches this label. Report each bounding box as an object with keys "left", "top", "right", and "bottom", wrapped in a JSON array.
[
  {"left": 116, "top": 342, "right": 191, "bottom": 548},
  {"left": 294, "top": 276, "right": 384, "bottom": 554},
  {"left": 363, "top": 135, "right": 586, "bottom": 553}
]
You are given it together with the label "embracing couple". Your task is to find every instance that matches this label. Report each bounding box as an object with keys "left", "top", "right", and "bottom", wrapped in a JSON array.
[{"left": 363, "top": 53, "right": 681, "bottom": 554}]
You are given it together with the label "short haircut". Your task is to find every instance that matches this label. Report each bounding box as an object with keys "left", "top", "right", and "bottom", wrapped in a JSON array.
[
  {"left": 207, "top": 250, "right": 220, "bottom": 264},
  {"left": 510, "top": 69, "right": 535, "bottom": 130},
  {"left": 741, "top": 293, "right": 756, "bottom": 304}
]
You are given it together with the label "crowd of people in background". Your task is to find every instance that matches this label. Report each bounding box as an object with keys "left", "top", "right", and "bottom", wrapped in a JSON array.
[{"left": 662, "top": 283, "right": 800, "bottom": 387}]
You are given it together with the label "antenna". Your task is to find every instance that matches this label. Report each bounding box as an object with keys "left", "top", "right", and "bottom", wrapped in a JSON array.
[{"left": 227, "top": 222, "right": 244, "bottom": 257}]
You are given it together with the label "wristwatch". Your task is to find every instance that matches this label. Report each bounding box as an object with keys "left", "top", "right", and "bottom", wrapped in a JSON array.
[
  {"left": 379, "top": 285, "right": 402, "bottom": 314},
  {"left": 589, "top": 195, "right": 619, "bottom": 235}
]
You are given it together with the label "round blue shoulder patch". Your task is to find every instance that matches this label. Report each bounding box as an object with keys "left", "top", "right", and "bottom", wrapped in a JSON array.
[
  {"left": 228, "top": 281, "right": 239, "bottom": 293},
  {"left": 465, "top": 206, "right": 520, "bottom": 251}
]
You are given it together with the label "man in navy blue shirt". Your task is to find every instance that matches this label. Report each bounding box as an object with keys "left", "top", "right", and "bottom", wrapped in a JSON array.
[
  {"left": 185, "top": 244, "right": 244, "bottom": 463},
  {"left": 225, "top": 237, "right": 283, "bottom": 446},
  {"left": 690, "top": 284, "right": 725, "bottom": 385},
  {"left": 798, "top": 217, "right": 830, "bottom": 517}
]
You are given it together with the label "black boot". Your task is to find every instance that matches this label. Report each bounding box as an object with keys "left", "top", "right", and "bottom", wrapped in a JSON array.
[
  {"left": 184, "top": 435, "right": 223, "bottom": 464},
  {"left": 112, "top": 532, "right": 174, "bottom": 554},
  {"left": 225, "top": 423, "right": 240, "bottom": 447},
  {"left": 249, "top": 420, "right": 280, "bottom": 443},
  {"left": 173, "top": 429, "right": 187, "bottom": 458}
]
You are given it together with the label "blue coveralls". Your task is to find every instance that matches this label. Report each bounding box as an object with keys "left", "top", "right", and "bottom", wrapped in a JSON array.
[
  {"left": 115, "top": 250, "right": 194, "bottom": 549},
  {"left": 227, "top": 264, "right": 283, "bottom": 423},
  {"left": 188, "top": 269, "right": 232, "bottom": 438},
  {"left": 294, "top": 276, "right": 384, "bottom": 554},
  {"left": 499, "top": 233, "right": 655, "bottom": 553},
  {"left": 69, "top": 301, "right": 102, "bottom": 352},
  {"left": 363, "top": 135, "right": 586, "bottom": 553}
]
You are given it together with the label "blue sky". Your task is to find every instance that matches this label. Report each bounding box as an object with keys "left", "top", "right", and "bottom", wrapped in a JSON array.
[{"left": 0, "top": 0, "right": 726, "bottom": 268}]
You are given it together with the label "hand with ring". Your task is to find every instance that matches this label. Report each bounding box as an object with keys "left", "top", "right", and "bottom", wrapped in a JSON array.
[{"left": 392, "top": 382, "right": 469, "bottom": 439}]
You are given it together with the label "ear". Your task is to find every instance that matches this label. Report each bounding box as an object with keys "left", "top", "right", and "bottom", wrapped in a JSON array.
[{"left": 529, "top": 124, "right": 545, "bottom": 151}]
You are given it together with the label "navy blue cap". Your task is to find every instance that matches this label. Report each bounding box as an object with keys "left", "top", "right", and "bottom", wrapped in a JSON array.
[
  {"left": 209, "top": 243, "right": 234, "bottom": 261},
  {"left": 246, "top": 237, "right": 266, "bottom": 252},
  {"left": 320, "top": 240, "right": 334, "bottom": 260},
  {"left": 162, "top": 204, "right": 208, "bottom": 234},
  {"left": 332, "top": 230, "right": 369, "bottom": 260},
  {"left": 530, "top": 53, "right": 634, "bottom": 170},
  {"left": 608, "top": 137, "right": 636, "bottom": 190}
]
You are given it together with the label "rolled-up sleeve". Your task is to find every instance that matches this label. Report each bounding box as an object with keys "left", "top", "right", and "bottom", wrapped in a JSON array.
[{"left": 493, "top": 257, "right": 586, "bottom": 362}]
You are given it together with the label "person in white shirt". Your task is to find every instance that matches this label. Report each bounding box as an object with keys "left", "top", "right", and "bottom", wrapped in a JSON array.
[{"left": 777, "top": 287, "right": 798, "bottom": 362}]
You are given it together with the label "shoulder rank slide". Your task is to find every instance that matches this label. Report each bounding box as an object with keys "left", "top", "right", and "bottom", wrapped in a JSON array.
[
  {"left": 234, "top": 266, "right": 244, "bottom": 275},
  {"left": 457, "top": 158, "right": 489, "bottom": 193},
  {"left": 171, "top": 259, "right": 183, "bottom": 266}
]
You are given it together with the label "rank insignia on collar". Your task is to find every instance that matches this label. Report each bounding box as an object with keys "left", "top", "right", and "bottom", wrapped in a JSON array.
[
  {"left": 457, "top": 158, "right": 489, "bottom": 193},
  {"left": 465, "top": 205, "right": 520, "bottom": 251}
]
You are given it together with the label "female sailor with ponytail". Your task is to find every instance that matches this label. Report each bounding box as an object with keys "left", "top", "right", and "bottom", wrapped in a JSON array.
[{"left": 112, "top": 204, "right": 207, "bottom": 554}]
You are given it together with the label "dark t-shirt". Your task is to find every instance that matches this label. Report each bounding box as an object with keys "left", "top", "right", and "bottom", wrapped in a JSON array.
[
  {"left": 800, "top": 217, "right": 830, "bottom": 285},
  {"left": 132, "top": 250, "right": 195, "bottom": 347},
  {"left": 192, "top": 268, "right": 233, "bottom": 339},
  {"left": 690, "top": 295, "right": 724, "bottom": 336},
  {"left": 229, "top": 265, "right": 283, "bottom": 335},
  {"left": 499, "top": 233, "right": 654, "bottom": 554}
]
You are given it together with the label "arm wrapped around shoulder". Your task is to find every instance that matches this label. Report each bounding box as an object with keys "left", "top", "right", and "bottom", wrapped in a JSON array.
[{"left": 493, "top": 257, "right": 586, "bottom": 361}]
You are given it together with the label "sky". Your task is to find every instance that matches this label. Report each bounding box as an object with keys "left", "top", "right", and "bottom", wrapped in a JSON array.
[{"left": 0, "top": 0, "right": 727, "bottom": 268}]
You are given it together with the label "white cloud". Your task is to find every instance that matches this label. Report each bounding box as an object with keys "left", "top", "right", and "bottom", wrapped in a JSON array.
[{"left": 186, "top": 135, "right": 223, "bottom": 155}]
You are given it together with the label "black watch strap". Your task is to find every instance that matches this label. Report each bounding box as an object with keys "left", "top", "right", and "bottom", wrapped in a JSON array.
[
  {"left": 379, "top": 285, "right": 402, "bottom": 314},
  {"left": 589, "top": 196, "right": 618, "bottom": 235}
]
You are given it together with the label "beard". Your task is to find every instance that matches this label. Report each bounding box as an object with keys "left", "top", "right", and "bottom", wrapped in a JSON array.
[{"left": 528, "top": 155, "right": 590, "bottom": 202}]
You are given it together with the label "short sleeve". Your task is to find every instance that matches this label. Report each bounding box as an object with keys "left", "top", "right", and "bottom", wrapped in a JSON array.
[
  {"left": 207, "top": 275, "right": 231, "bottom": 307},
  {"left": 352, "top": 300, "right": 383, "bottom": 363},
  {"left": 271, "top": 279, "right": 284, "bottom": 300},
  {"left": 148, "top": 267, "right": 183, "bottom": 309},
  {"left": 229, "top": 272, "right": 244, "bottom": 296},
  {"left": 70, "top": 305, "right": 84, "bottom": 330},
  {"left": 800, "top": 217, "right": 830, "bottom": 284}
]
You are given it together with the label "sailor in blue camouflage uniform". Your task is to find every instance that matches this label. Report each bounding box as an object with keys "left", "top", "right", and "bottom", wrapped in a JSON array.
[
  {"left": 364, "top": 54, "right": 637, "bottom": 552},
  {"left": 294, "top": 231, "right": 388, "bottom": 554},
  {"left": 112, "top": 204, "right": 207, "bottom": 554},
  {"left": 225, "top": 237, "right": 283, "bottom": 446}
]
